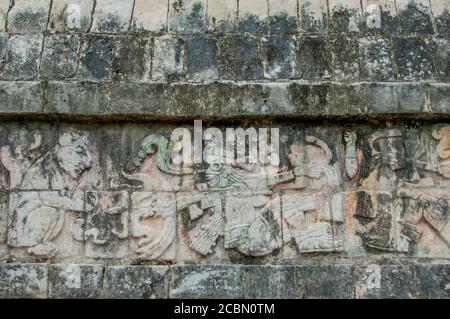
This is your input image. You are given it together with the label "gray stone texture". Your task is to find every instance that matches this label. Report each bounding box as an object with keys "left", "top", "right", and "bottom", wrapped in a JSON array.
[
  {"left": 41, "top": 34, "right": 80, "bottom": 79},
  {"left": 0, "top": 263, "right": 47, "bottom": 298},
  {"left": 78, "top": 35, "right": 114, "bottom": 81},
  {"left": 8, "top": 0, "right": 50, "bottom": 34},
  {"left": 3, "top": 35, "right": 42, "bottom": 80}
]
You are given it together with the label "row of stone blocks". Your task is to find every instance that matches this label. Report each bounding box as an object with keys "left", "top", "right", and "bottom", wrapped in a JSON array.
[
  {"left": 0, "top": 0, "right": 449, "bottom": 35},
  {"left": 0, "top": 262, "right": 448, "bottom": 299},
  {"left": 1, "top": 81, "right": 448, "bottom": 117},
  {"left": 0, "top": 31, "right": 449, "bottom": 82}
]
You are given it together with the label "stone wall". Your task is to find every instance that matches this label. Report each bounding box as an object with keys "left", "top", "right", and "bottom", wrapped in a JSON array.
[{"left": 0, "top": 0, "right": 449, "bottom": 299}]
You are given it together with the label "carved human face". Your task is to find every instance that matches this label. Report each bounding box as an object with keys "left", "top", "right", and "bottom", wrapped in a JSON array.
[
  {"left": 379, "top": 137, "right": 406, "bottom": 171},
  {"left": 56, "top": 132, "right": 92, "bottom": 179}
]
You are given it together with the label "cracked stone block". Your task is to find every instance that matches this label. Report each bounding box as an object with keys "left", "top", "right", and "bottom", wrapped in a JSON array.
[
  {"left": 48, "top": 0, "right": 94, "bottom": 32},
  {"left": 132, "top": 0, "right": 168, "bottom": 32},
  {"left": 170, "top": 265, "right": 243, "bottom": 298},
  {"left": 329, "top": 0, "right": 363, "bottom": 33},
  {"left": 429, "top": 83, "right": 450, "bottom": 113},
  {"left": 169, "top": 0, "right": 206, "bottom": 33},
  {"left": 381, "top": 264, "right": 419, "bottom": 298},
  {"left": 130, "top": 192, "right": 176, "bottom": 261},
  {"left": 268, "top": 0, "right": 298, "bottom": 33},
  {"left": 0, "top": 0, "right": 10, "bottom": 31},
  {"left": 394, "top": 37, "right": 436, "bottom": 81},
  {"left": 3, "top": 35, "right": 42, "bottom": 80},
  {"left": 78, "top": 35, "right": 114, "bottom": 81},
  {"left": 0, "top": 263, "right": 47, "bottom": 298},
  {"left": 7, "top": 191, "right": 84, "bottom": 259},
  {"left": 91, "top": 0, "right": 134, "bottom": 33},
  {"left": 362, "top": 0, "right": 397, "bottom": 32},
  {"left": 48, "top": 264, "right": 103, "bottom": 298},
  {"left": 152, "top": 36, "right": 185, "bottom": 81},
  {"left": 218, "top": 35, "right": 262, "bottom": 80},
  {"left": 295, "top": 36, "right": 331, "bottom": 79},
  {"left": 416, "top": 264, "right": 450, "bottom": 298},
  {"left": 242, "top": 265, "right": 304, "bottom": 298},
  {"left": 433, "top": 37, "right": 450, "bottom": 82},
  {"left": 263, "top": 35, "right": 296, "bottom": 79},
  {"left": 103, "top": 266, "right": 168, "bottom": 298},
  {"left": 112, "top": 35, "right": 152, "bottom": 81},
  {"left": 300, "top": 0, "right": 327, "bottom": 33},
  {"left": 186, "top": 35, "right": 218, "bottom": 81},
  {"left": 397, "top": 0, "right": 434, "bottom": 34},
  {"left": 430, "top": 0, "right": 450, "bottom": 34},
  {"left": 8, "top": 0, "right": 50, "bottom": 33},
  {"left": 353, "top": 264, "right": 382, "bottom": 299},
  {"left": 206, "top": 0, "right": 237, "bottom": 32},
  {"left": 365, "top": 83, "right": 425, "bottom": 113},
  {"left": 295, "top": 265, "right": 355, "bottom": 298},
  {"left": 0, "top": 81, "right": 43, "bottom": 113},
  {"left": 46, "top": 82, "right": 107, "bottom": 115},
  {"left": 330, "top": 35, "right": 360, "bottom": 80},
  {"left": 359, "top": 36, "right": 393, "bottom": 81},
  {"left": 41, "top": 34, "right": 80, "bottom": 79},
  {"left": 238, "top": 0, "right": 268, "bottom": 33},
  {"left": 82, "top": 191, "right": 129, "bottom": 259}
]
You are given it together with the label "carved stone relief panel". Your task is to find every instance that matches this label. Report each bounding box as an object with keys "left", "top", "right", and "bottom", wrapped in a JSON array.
[{"left": 131, "top": 192, "right": 176, "bottom": 260}]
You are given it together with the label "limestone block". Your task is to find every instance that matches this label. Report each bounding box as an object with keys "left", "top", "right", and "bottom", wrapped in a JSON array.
[
  {"left": 152, "top": 36, "right": 185, "bottom": 81},
  {"left": 41, "top": 34, "right": 80, "bottom": 79},
  {"left": 185, "top": 35, "right": 218, "bottom": 81},
  {"left": 396, "top": 0, "right": 433, "bottom": 34},
  {"left": 0, "top": 263, "right": 47, "bottom": 298},
  {"left": 238, "top": 0, "right": 268, "bottom": 33},
  {"left": 0, "top": 0, "right": 10, "bottom": 31},
  {"left": 112, "top": 35, "right": 152, "bottom": 81},
  {"left": 294, "top": 35, "right": 331, "bottom": 79},
  {"left": 430, "top": 0, "right": 450, "bottom": 34},
  {"left": 132, "top": 0, "right": 168, "bottom": 32},
  {"left": 416, "top": 264, "right": 450, "bottom": 298},
  {"left": 263, "top": 35, "right": 297, "bottom": 79},
  {"left": 91, "top": 0, "right": 134, "bottom": 33},
  {"left": 362, "top": 0, "right": 397, "bottom": 32},
  {"left": 169, "top": 0, "right": 206, "bottom": 33},
  {"left": 3, "top": 35, "right": 42, "bottom": 80},
  {"left": 103, "top": 265, "right": 168, "bottom": 298},
  {"left": 78, "top": 34, "right": 114, "bottom": 81},
  {"left": 330, "top": 35, "right": 360, "bottom": 80},
  {"left": 268, "top": 0, "right": 298, "bottom": 33},
  {"left": 433, "top": 37, "right": 450, "bottom": 82},
  {"left": 206, "top": 0, "right": 237, "bottom": 32},
  {"left": 48, "top": 0, "right": 94, "bottom": 32},
  {"left": 329, "top": 0, "right": 363, "bottom": 33},
  {"left": 300, "top": 0, "right": 327, "bottom": 33},
  {"left": 0, "top": 81, "right": 43, "bottom": 113},
  {"left": 359, "top": 36, "right": 394, "bottom": 81},
  {"left": 48, "top": 264, "right": 103, "bottom": 298},
  {"left": 8, "top": 0, "right": 51, "bottom": 33}
]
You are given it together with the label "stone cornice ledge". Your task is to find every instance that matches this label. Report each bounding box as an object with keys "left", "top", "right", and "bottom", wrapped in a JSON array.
[{"left": 0, "top": 81, "right": 449, "bottom": 122}]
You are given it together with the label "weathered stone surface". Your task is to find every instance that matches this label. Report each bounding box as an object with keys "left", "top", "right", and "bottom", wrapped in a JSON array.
[
  {"left": 300, "top": 0, "right": 327, "bottom": 33},
  {"left": 268, "top": 0, "right": 298, "bottom": 33},
  {"left": 433, "top": 37, "right": 450, "bottom": 82},
  {"left": 91, "top": 0, "right": 134, "bottom": 33},
  {"left": 3, "top": 35, "right": 42, "bottom": 80},
  {"left": 429, "top": 83, "right": 450, "bottom": 113},
  {"left": 46, "top": 81, "right": 107, "bottom": 115},
  {"left": 330, "top": 35, "right": 360, "bottom": 80},
  {"left": 0, "top": 263, "right": 47, "bottom": 298},
  {"left": 78, "top": 35, "right": 114, "bottom": 81},
  {"left": 217, "top": 35, "right": 262, "bottom": 80},
  {"left": 243, "top": 265, "right": 304, "bottom": 298},
  {"left": 359, "top": 36, "right": 394, "bottom": 81},
  {"left": 0, "top": 191, "right": 7, "bottom": 245},
  {"left": 48, "top": 0, "right": 94, "bottom": 32},
  {"left": 416, "top": 264, "right": 450, "bottom": 298},
  {"left": 132, "top": 0, "right": 168, "bottom": 32},
  {"left": 170, "top": 265, "right": 243, "bottom": 298},
  {"left": 48, "top": 264, "right": 103, "bottom": 298},
  {"left": 152, "top": 36, "right": 185, "bottom": 81},
  {"left": 41, "top": 34, "right": 80, "bottom": 79},
  {"left": 0, "top": 0, "right": 10, "bottom": 31},
  {"left": 397, "top": 0, "right": 434, "bottom": 34},
  {"left": 0, "top": 31, "right": 7, "bottom": 73},
  {"left": 206, "top": 0, "right": 237, "bottom": 32},
  {"left": 380, "top": 264, "right": 419, "bottom": 298},
  {"left": 186, "top": 36, "right": 218, "bottom": 81},
  {"left": 238, "top": 0, "right": 268, "bottom": 34},
  {"left": 263, "top": 35, "right": 296, "bottom": 79},
  {"left": 329, "top": 0, "right": 363, "bottom": 33},
  {"left": 112, "top": 35, "right": 152, "bottom": 81},
  {"left": 8, "top": 0, "right": 50, "bottom": 33},
  {"left": 0, "top": 81, "right": 43, "bottom": 113},
  {"left": 394, "top": 37, "right": 436, "bottom": 81},
  {"left": 103, "top": 265, "right": 168, "bottom": 298},
  {"left": 295, "top": 36, "right": 331, "bottom": 78},
  {"left": 169, "top": 0, "right": 206, "bottom": 33},
  {"left": 430, "top": 0, "right": 450, "bottom": 34},
  {"left": 361, "top": 0, "right": 397, "bottom": 33}
]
